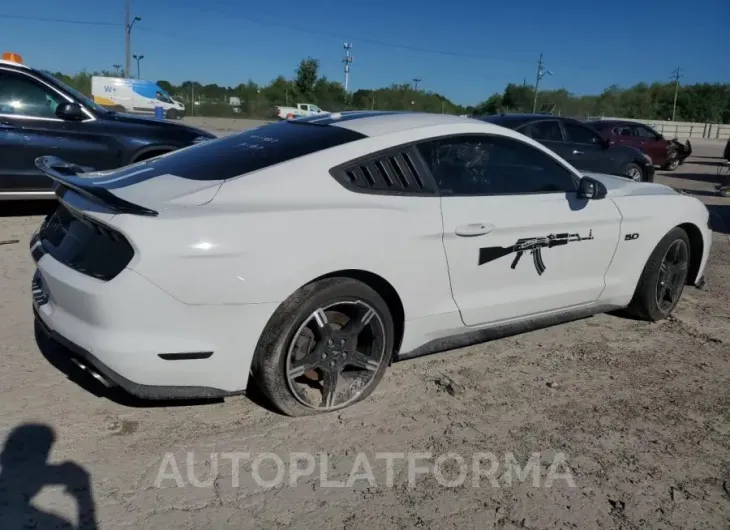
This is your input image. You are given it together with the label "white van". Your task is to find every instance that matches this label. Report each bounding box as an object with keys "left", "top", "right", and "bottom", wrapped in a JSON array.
[{"left": 91, "top": 76, "right": 185, "bottom": 119}]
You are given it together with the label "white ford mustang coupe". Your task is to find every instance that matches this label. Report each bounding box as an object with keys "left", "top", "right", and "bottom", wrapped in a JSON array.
[{"left": 30, "top": 111, "right": 711, "bottom": 416}]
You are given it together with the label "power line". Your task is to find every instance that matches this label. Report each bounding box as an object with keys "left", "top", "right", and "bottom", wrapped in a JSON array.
[
  {"left": 149, "top": 1, "right": 612, "bottom": 72},
  {"left": 0, "top": 13, "right": 119, "bottom": 26},
  {"left": 670, "top": 66, "right": 683, "bottom": 121},
  {"left": 0, "top": 10, "right": 681, "bottom": 76}
]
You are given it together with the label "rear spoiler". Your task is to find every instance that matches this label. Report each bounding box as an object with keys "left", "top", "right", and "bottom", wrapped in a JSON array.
[{"left": 35, "top": 156, "right": 158, "bottom": 217}]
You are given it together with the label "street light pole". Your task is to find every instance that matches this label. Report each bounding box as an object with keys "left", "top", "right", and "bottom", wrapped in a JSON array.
[
  {"left": 113, "top": 64, "right": 121, "bottom": 76},
  {"left": 124, "top": 0, "right": 141, "bottom": 78},
  {"left": 133, "top": 54, "right": 144, "bottom": 79}
]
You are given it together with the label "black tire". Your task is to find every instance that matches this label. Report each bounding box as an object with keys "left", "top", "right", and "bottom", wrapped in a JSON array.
[
  {"left": 251, "top": 277, "right": 395, "bottom": 417},
  {"left": 166, "top": 109, "right": 177, "bottom": 120},
  {"left": 623, "top": 162, "right": 644, "bottom": 181},
  {"left": 662, "top": 159, "right": 680, "bottom": 171},
  {"left": 627, "top": 227, "right": 691, "bottom": 321}
]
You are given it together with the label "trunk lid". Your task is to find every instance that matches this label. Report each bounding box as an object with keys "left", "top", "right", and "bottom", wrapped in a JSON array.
[{"left": 35, "top": 155, "right": 223, "bottom": 220}]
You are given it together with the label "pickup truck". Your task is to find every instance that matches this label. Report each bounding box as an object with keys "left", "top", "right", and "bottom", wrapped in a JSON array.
[{"left": 274, "top": 103, "right": 328, "bottom": 120}]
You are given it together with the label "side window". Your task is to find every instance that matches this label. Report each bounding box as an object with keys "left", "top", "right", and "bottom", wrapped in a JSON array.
[
  {"left": 613, "top": 125, "right": 635, "bottom": 137},
  {"left": 0, "top": 71, "right": 65, "bottom": 118},
  {"left": 562, "top": 122, "right": 604, "bottom": 145},
  {"left": 635, "top": 125, "right": 659, "bottom": 139},
  {"left": 519, "top": 120, "right": 563, "bottom": 142},
  {"left": 417, "top": 135, "right": 577, "bottom": 196}
]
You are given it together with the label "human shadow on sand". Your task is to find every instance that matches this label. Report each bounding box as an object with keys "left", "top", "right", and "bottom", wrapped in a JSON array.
[{"left": 0, "top": 423, "right": 98, "bottom": 529}]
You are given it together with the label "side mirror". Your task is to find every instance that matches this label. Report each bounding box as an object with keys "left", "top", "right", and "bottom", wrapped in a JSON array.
[
  {"left": 577, "top": 176, "right": 607, "bottom": 200},
  {"left": 55, "top": 102, "right": 85, "bottom": 121}
]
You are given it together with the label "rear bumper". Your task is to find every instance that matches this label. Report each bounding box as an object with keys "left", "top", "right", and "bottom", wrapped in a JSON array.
[
  {"left": 32, "top": 251, "right": 279, "bottom": 399},
  {"left": 34, "top": 307, "right": 234, "bottom": 399}
]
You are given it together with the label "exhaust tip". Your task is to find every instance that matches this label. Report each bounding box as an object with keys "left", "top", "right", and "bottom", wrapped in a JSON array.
[{"left": 70, "top": 357, "right": 113, "bottom": 388}]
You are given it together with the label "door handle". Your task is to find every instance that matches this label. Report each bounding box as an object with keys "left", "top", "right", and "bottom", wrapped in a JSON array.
[
  {"left": 572, "top": 150, "right": 584, "bottom": 155},
  {"left": 455, "top": 223, "right": 496, "bottom": 237}
]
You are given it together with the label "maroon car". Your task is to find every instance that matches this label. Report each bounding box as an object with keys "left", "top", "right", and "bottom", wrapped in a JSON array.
[{"left": 585, "top": 119, "right": 691, "bottom": 171}]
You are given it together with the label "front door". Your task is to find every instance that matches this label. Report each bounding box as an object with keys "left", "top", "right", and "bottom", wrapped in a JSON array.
[
  {"left": 518, "top": 119, "right": 565, "bottom": 160},
  {"left": 633, "top": 124, "right": 667, "bottom": 166},
  {"left": 417, "top": 133, "right": 622, "bottom": 327},
  {"left": 558, "top": 121, "right": 610, "bottom": 173},
  {"left": 612, "top": 124, "right": 641, "bottom": 150}
]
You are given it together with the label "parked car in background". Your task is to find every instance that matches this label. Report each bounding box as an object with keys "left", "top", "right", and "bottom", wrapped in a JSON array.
[
  {"left": 274, "top": 102, "right": 328, "bottom": 120},
  {"left": 477, "top": 114, "right": 655, "bottom": 182},
  {"left": 0, "top": 52, "right": 216, "bottom": 200},
  {"left": 585, "top": 119, "right": 691, "bottom": 171}
]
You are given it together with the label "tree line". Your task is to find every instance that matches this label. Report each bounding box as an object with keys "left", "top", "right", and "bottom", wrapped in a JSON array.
[{"left": 48, "top": 58, "right": 730, "bottom": 123}]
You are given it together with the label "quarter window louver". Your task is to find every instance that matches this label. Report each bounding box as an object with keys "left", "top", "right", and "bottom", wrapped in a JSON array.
[{"left": 332, "top": 149, "right": 434, "bottom": 195}]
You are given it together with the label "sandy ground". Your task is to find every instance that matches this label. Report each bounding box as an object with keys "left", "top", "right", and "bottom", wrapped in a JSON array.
[{"left": 1, "top": 123, "right": 730, "bottom": 529}]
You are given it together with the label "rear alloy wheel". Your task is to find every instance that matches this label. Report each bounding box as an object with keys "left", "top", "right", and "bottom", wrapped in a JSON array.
[
  {"left": 251, "top": 278, "right": 394, "bottom": 416},
  {"left": 624, "top": 163, "right": 644, "bottom": 181},
  {"left": 627, "top": 227, "right": 690, "bottom": 321}
]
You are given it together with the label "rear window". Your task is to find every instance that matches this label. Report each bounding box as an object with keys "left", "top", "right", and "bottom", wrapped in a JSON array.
[{"left": 98, "top": 120, "right": 368, "bottom": 185}]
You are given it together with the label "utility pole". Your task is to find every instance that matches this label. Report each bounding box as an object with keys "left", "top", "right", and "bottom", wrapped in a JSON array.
[
  {"left": 412, "top": 78, "right": 422, "bottom": 91},
  {"left": 124, "top": 0, "right": 141, "bottom": 78},
  {"left": 124, "top": 0, "right": 130, "bottom": 78},
  {"left": 133, "top": 54, "right": 144, "bottom": 79},
  {"left": 532, "top": 53, "right": 552, "bottom": 113},
  {"left": 342, "top": 43, "right": 353, "bottom": 92},
  {"left": 670, "top": 66, "right": 683, "bottom": 121}
]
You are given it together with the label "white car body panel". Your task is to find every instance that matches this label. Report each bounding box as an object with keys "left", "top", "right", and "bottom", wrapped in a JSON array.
[{"left": 30, "top": 112, "right": 712, "bottom": 397}]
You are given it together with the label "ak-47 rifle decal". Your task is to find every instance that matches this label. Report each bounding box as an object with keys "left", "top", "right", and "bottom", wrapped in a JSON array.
[{"left": 478, "top": 229, "right": 594, "bottom": 275}]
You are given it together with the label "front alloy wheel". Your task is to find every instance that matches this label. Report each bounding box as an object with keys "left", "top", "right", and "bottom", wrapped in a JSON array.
[
  {"left": 655, "top": 239, "right": 689, "bottom": 314},
  {"left": 627, "top": 227, "right": 691, "bottom": 321}
]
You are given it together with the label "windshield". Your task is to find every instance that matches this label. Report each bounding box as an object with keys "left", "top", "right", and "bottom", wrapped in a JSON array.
[{"left": 36, "top": 70, "right": 109, "bottom": 114}]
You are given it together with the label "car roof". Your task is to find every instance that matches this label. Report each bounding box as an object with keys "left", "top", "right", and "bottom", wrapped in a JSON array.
[
  {"left": 293, "top": 110, "right": 505, "bottom": 137},
  {"left": 476, "top": 113, "right": 585, "bottom": 129},
  {"left": 585, "top": 119, "right": 629, "bottom": 126},
  {"left": 0, "top": 59, "right": 31, "bottom": 70}
]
